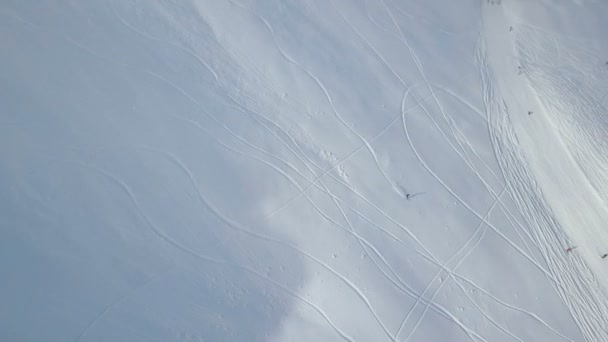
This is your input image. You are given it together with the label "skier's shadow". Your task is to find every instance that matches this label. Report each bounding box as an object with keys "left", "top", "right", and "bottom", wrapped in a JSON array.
[{"left": 406, "top": 192, "right": 426, "bottom": 200}]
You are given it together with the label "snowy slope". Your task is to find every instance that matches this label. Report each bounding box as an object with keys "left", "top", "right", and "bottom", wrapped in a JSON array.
[{"left": 2, "top": 0, "right": 608, "bottom": 341}]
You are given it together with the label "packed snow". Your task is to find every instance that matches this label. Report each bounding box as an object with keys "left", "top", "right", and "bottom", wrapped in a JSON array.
[{"left": 2, "top": 0, "right": 608, "bottom": 341}]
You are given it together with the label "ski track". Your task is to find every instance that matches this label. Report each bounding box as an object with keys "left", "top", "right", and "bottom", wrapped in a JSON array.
[
  {"left": 475, "top": 38, "right": 550, "bottom": 269},
  {"left": 229, "top": 0, "right": 404, "bottom": 204},
  {"left": 400, "top": 78, "right": 558, "bottom": 281},
  {"left": 333, "top": 3, "right": 528, "bottom": 284},
  {"left": 338, "top": 0, "right": 542, "bottom": 278},
  {"left": 362, "top": 3, "right": 531, "bottom": 274},
  {"left": 379, "top": 33, "right": 567, "bottom": 337},
  {"left": 515, "top": 26, "right": 608, "bottom": 208},
  {"left": 62, "top": 159, "right": 355, "bottom": 342},
  {"left": 396, "top": 187, "right": 505, "bottom": 341},
  {"left": 386, "top": 0, "right": 458, "bottom": 37},
  {"left": 174, "top": 134, "right": 491, "bottom": 341},
  {"left": 108, "top": 5, "right": 334, "bottom": 202},
  {"left": 168, "top": 109, "right": 442, "bottom": 323},
  {"left": 402, "top": 192, "right": 533, "bottom": 342},
  {"left": 352, "top": 206, "right": 573, "bottom": 342},
  {"left": 350, "top": 210, "right": 487, "bottom": 342},
  {"left": 328, "top": 188, "right": 398, "bottom": 341},
  {"left": 25, "top": 8, "right": 510, "bottom": 342},
  {"left": 72, "top": 3, "right": 335, "bottom": 209},
  {"left": 138, "top": 141, "right": 528, "bottom": 341},
  {"left": 10, "top": 11, "right": 362, "bottom": 339},
  {"left": 482, "top": 77, "right": 590, "bottom": 341},
  {"left": 264, "top": 0, "right": 508, "bottom": 238},
  {"left": 399, "top": 77, "right": 580, "bottom": 341},
  {"left": 262, "top": 87, "right": 441, "bottom": 221},
  {"left": 296, "top": 6, "right": 576, "bottom": 334},
  {"left": 378, "top": 0, "right": 480, "bottom": 180},
  {"left": 193, "top": 110, "right": 496, "bottom": 342},
  {"left": 74, "top": 275, "right": 159, "bottom": 342},
  {"left": 373, "top": 0, "right": 501, "bottom": 199},
  {"left": 110, "top": 0, "right": 327, "bottom": 185},
  {"left": 480, "top": 4, "right": 608, "bottom": 341},
  {"left": 7, "top": 2, "right": 606, "bottom": 341},
  {"left": 336, "top": 0, "right": 516, "bottom": 224},
  {"left": 151, "top": 149, "right": 401, "bottom": 341}
]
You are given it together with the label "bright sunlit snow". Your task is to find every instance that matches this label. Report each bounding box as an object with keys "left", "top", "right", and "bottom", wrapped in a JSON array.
[{"left": 2, "top": 0, "right": 608, "bottom": 341}]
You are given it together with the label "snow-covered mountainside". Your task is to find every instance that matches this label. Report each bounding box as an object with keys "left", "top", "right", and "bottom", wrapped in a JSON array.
[{"left": 2, "top": 0, "right": 608, "bottom": 341}]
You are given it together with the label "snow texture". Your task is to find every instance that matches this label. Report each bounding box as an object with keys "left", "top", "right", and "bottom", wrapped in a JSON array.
[{"left": 2, "top": 0, "right": 608, "bottom": 341}]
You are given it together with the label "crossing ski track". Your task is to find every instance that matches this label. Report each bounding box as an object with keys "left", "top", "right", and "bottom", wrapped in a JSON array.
[
  {"left": 2, "top": 0, "right": 608, "bottom": 341},
  {"left": 480, "top": 2, "right": 608, "bottom": 341}
]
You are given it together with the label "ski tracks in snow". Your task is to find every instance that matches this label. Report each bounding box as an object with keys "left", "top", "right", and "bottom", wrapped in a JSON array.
[
  {"left": 349, "top": 2, "right": 582, "bottom": 340},
  {"left": 8, "top": 1, "right": 603, "bottom": 340},
  {"left": 479, "top": 3, "right": 608, "bottom": 341},
  {"left": 61, "top": 158, "right": 355, "bottom": 342}
]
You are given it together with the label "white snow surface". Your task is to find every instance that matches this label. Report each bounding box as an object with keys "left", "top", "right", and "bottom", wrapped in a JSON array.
[{"left": 2, "top": 0, "right": 608, "bottom": 341}]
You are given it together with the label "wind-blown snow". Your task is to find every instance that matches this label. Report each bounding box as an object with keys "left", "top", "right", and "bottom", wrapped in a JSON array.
[{"left": 2, "top": 0, "right": 608, "bottom": 341}]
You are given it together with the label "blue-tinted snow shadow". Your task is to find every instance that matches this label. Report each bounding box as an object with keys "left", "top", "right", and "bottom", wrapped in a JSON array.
[{"left": 0, "top": 2, "right": 307, "bottom": 341}]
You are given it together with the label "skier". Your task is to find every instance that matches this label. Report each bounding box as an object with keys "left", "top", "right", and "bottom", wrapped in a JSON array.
[
  {"left": 509, "top": 26, "right": 513, "bottom": 32},
  {"left": 566, "top": 246, "right": 577, "bottom": 253},
  {"left": 406, "top": 193, "right": 411, "bottom": 200},
  {"left": 602, "top": 253, "right": 608, "bottom": 259},
  {"left": 528, "top": 110, "right": 533, "bottom": 115}
]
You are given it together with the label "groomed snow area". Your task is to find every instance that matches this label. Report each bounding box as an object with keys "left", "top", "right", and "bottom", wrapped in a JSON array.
[{"left": 2, "top": 0, "right": 608, "bottom": 341}]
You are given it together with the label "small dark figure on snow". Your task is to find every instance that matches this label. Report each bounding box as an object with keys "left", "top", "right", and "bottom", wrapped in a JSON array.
[
  {"left": 528, "top": 111, "right": 533, "bottom": 115},
  {"left": 406, "top": 193, "right": 411, "bottom": 200},
  {"left": 509, "top": 26, "right": 513, "bottom": 32},
  {"left": 602, "top": 253, "right": 608, "bottom": 259}
]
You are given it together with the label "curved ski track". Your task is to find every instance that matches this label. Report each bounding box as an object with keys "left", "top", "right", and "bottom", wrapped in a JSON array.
[
  {"left": 479, "top": 4, "right": 608, "bottom": 341},
  {"left": 8, "top": 1, "right": 607, "bottom": 341}
]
